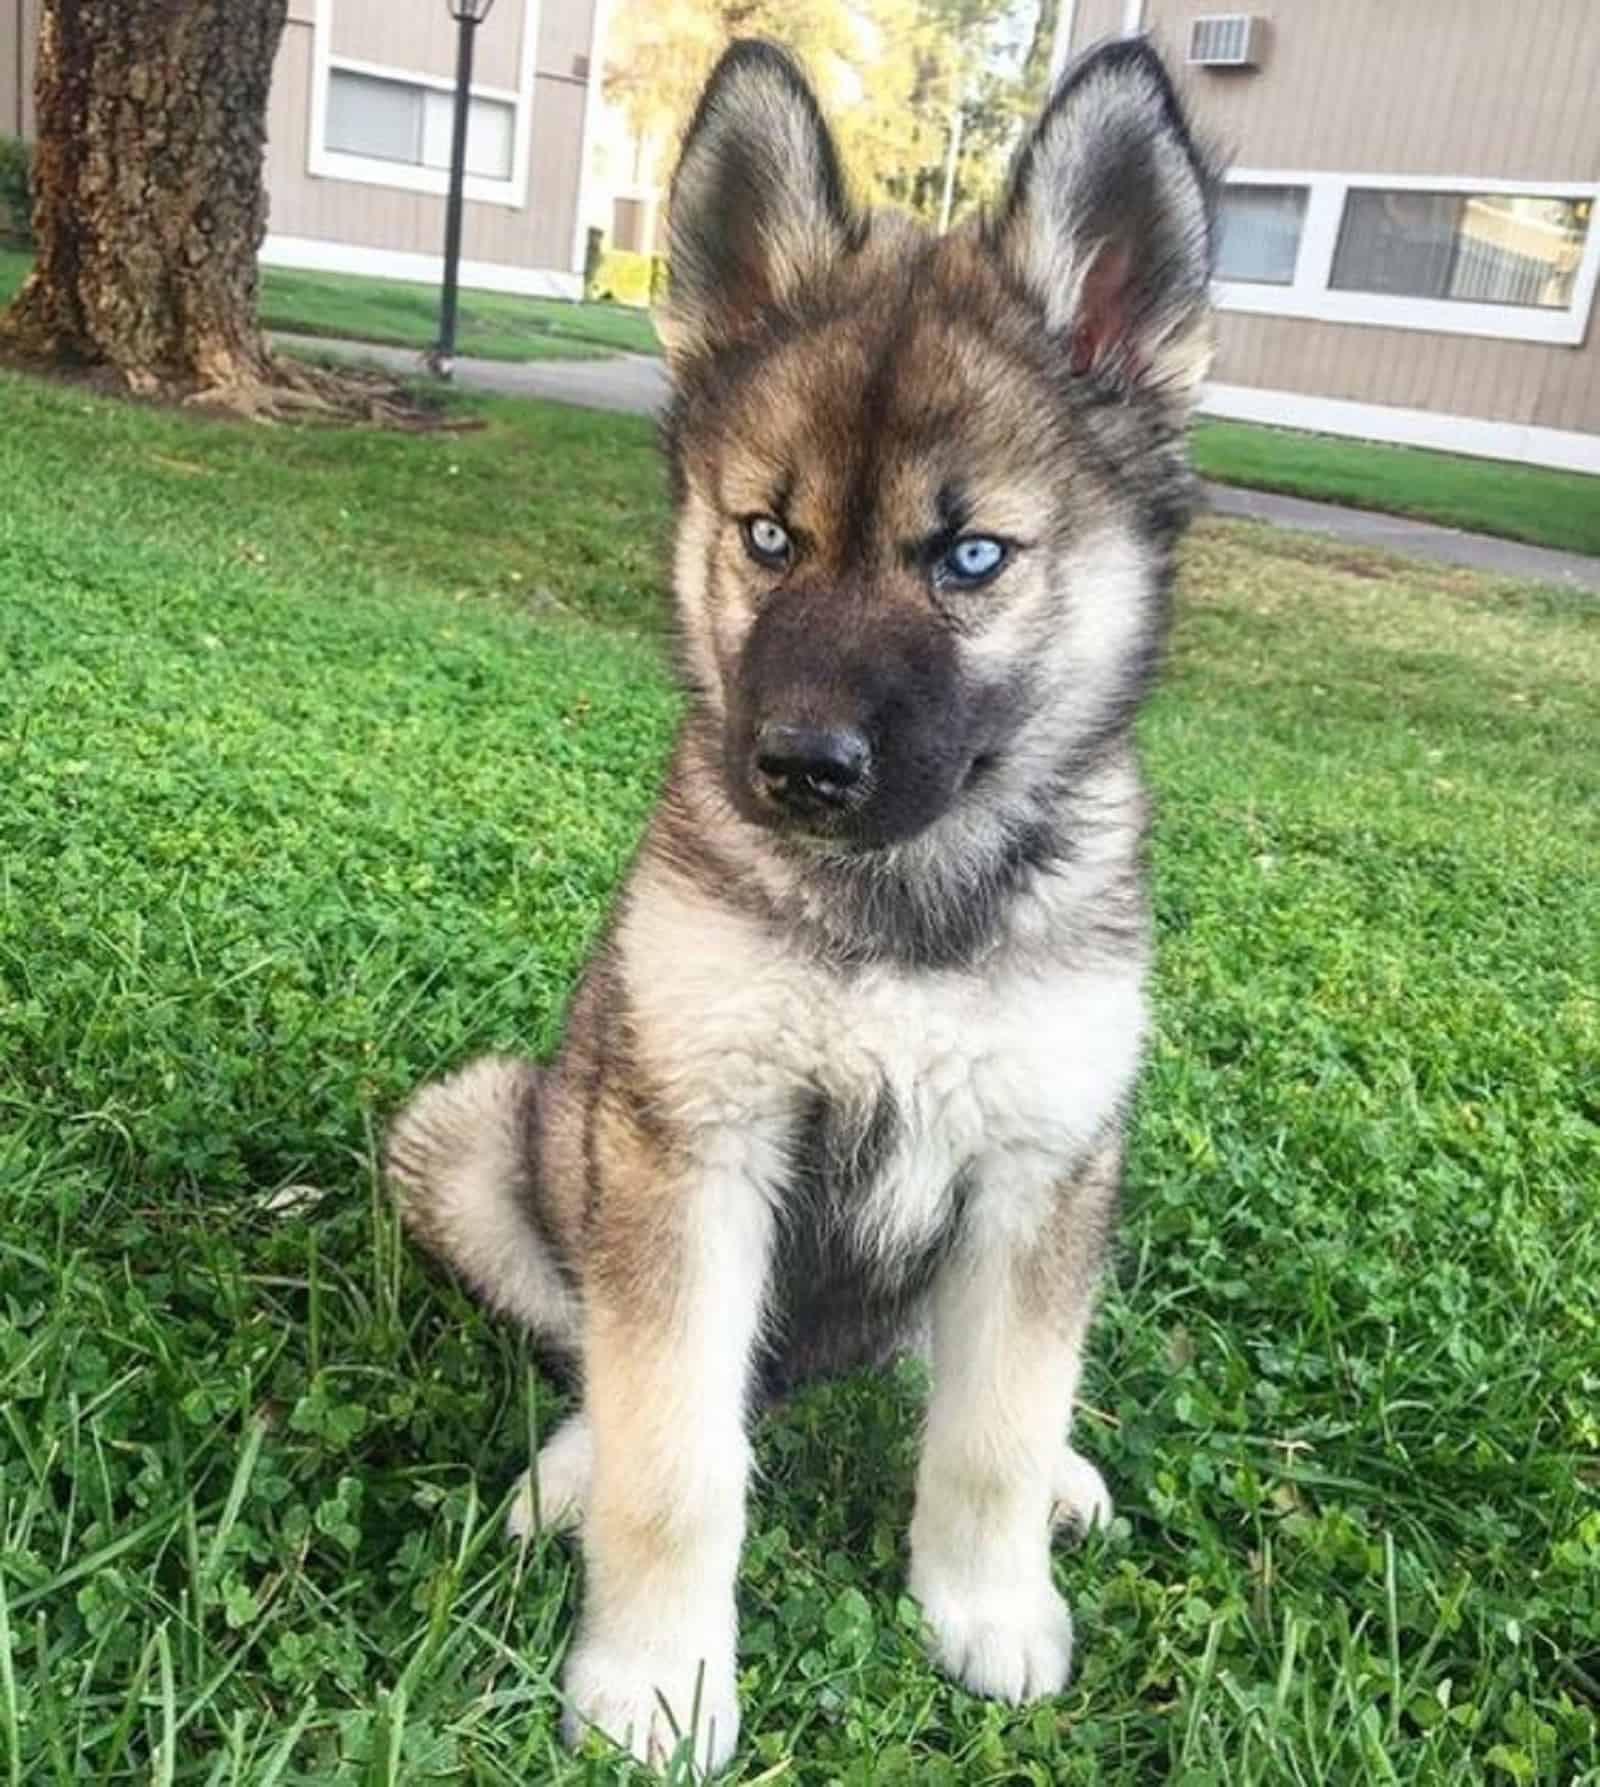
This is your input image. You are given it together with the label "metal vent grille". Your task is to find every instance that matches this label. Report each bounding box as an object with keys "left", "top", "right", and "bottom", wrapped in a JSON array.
[{"left": 1187, "top": 14, "right": 1261, "bottom": 67}]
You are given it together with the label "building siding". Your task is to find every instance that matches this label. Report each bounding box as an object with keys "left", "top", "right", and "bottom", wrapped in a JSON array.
[
  {"left": 2, "top": 0, "right": 40, "bottom": 139},
  {"left": 330, "top": 0, "right": 526, "bottom": 94},
  {"left": 1128, "top": 0, "right": 1600, "bottom": 182},
  {"left": 1065, "top": 0, "right": 1600, "bottom": 448},
  {"left": 1071, "top": 1, "right": 1128, "bottom": 52},
  {"left": 266, "top": 9, "right": 587, "bottom": 276},
  {"left": 537, "top": 0, "right": 597, "bottom": 80},
  {"left": 1210, "top": 311, "right": 1600, "bottom": 433},
  {"left": 1, "top": 2, "right": 16, "bottom": 139}
]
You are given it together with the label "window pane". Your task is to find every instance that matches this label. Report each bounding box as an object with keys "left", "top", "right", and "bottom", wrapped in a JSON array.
[
  {"left": 1332, "top": 190, "right": 1458, "bottom": 298},
  {"left": 1449, "top": 194, "right": 1587, "bottom": 308},
  {"left": 326, "top": 70, "right": 422, "bottom": 166},
  {"left": 419, "top": 89, "right": 452, "bottom": 171},
  {"left": 1215, "top": 185, "right": 1307, "bottom": 284},
  {"left": 467, "top": 97, "right": 515, "bottom": 181},
  {"left": 421, "top": 91, "right": 515, "bottom": 181},
  {"left": 1332, "top": 188, "right": 1590, "bottom": 310}
]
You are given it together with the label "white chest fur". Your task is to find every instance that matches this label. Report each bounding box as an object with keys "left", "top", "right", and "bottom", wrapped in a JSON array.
[{"left": 623, "top": 876, "right": 1146, "bottom": 1257}]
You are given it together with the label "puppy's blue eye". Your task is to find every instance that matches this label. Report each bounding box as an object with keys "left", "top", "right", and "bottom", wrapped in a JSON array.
[
  {"left": 940, "top": 535, "right": 1007, "bottom": 587},
  {"left": 743, "top": 515, "right": 792, "bottom": 568}
]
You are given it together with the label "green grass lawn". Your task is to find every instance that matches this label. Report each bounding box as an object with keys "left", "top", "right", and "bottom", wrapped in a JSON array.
[
  {"left": 0, "top": 245, "right": 661, "bottom": 362},
  {"left": 2, "top": 368, "right": 1597, "bottom": 1786},
  {"left": 1192, "top": 418, "right": 1600, "bottom": 559}
]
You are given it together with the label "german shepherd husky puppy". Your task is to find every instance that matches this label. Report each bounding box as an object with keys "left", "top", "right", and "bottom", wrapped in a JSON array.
[{"left": 387, "top": 34, "right": 1216, "bottom": 1773}]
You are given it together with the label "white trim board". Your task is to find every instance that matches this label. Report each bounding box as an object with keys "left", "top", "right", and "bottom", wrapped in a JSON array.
[
  {"left": 1048, "top": 0, "right": 1079, "bottom": 81},
  {"left": 1215, "top": 170, "right": 1600, "bottom": 346},
  {"left": 261, "top": 233, "right": 583, "bottom": 302},
  {"left": 307, "top": 0, "right": 541, "bottom": 210},
  {"left": 568, "top": 0, "right": 611, "bottom": 274},
  {"left": 1229, "top": 170, "right": 1600, "bottom": 196},
  {"left": 1199, "top": 382, "right": 1600, "bottom": 477},
  {"left": 329, "top": 53, "right": 520, "bottom": 106}
]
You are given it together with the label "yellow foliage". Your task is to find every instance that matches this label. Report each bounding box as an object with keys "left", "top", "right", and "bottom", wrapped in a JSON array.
[{"left": 603, "top": 0, "right": 1044, "bottom": 224}]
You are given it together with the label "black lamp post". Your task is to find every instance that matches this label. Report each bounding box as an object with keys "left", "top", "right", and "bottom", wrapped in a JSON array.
[{"left": 432, "top": 0, "right": 497, "bottom": 376}]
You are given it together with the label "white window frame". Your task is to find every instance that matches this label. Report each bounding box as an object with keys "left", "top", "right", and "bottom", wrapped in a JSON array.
[
  {"left": 307, "top": 0, "right": 539, "bottom": 211},
  {"left": 1213, "top": 170, "right": 1600, "bottom": 346}
]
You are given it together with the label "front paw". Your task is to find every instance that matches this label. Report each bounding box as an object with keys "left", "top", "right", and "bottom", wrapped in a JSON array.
[
  {"left": 560, "top": 1633, "right": 738, "bottom": 1776},
  {"left": 910, "top": 1563, "right": 1073, "bottom": 1704}
]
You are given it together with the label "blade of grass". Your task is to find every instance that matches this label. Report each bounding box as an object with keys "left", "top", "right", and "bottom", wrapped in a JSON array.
[
  {"left": 0, "top": 1559, "right": 18, "bottom": 1787},
  {"left": 153, "top": 1624, "right": 175, "bottom": 1787}
]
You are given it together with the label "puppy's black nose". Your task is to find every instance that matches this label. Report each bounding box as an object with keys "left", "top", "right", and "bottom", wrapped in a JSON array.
[{"left": 754, "top": 723, "right": 870, "bottom": 809}]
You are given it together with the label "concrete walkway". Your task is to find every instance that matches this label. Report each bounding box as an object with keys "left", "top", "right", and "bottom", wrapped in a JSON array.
[
  {"left": 277, "top": 332, "right": 1600, "bottom": 594},
  {"left": 277, "top": 332, "right": 668, "bottom": 417},
  {"left": 1201, "top": 482, "right": 1600, "bottom": 592}
]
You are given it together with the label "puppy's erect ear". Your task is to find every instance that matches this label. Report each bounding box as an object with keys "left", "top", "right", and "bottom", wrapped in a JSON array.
[
  {"left": 992, "top": 37, "right": 1218, "bottom": 402},
  {"left": 660, "top": 40, "right": 862, "bottom": 367}
]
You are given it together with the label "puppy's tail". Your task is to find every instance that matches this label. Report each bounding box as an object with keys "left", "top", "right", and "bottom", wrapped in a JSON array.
[{"left": 385, "top": 1055, "right": 580, "bottom": 1352}]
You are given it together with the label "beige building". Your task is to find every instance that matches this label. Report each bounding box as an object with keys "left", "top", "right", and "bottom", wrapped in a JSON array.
[
  {"left": 4, "top": 0, "right": 605, "bottom": 300},
  {"left": 1055, "top": 1, "right": 1600, "bottom": 472},
  {"left": 1, "top": 0, "right": 36, "bottom": 141}
]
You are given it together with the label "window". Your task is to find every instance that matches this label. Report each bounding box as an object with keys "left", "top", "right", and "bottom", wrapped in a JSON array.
[
  {"left": 326, "top": 68, "right": 514, "bottom": 183},
  {"left": 1331, "top": 189, "right": 1589, "bottom": 311},
  {"left": 1214, "top": 184, "right": 1306, "bottom": 285},
  {"left": 1209, "top": 172, "right": 1599, "bottom": 344}
]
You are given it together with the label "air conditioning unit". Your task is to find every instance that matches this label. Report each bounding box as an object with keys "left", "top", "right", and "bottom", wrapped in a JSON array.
[{"left": 1187, "top": 14, "right": 1263, "bottom": 67}]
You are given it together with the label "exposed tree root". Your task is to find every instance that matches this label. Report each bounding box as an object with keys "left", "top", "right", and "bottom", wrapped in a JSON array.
[
  {"left": 184, "top": 352, "right": 462, "bottom": 429},
  {"left": 0, "top": 331, "right": 478, "bottom": 432}
]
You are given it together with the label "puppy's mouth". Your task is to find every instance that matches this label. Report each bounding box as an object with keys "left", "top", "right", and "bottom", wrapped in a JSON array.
[
  {"left": 750, "top": 767, "right": 872, "bottom": 824},
  {"left": 750, "top": 792, "right": 877, "bottom": 852}
]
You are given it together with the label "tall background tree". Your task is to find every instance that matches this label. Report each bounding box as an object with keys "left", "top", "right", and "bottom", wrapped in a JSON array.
[
  {"left": 892, "top": 0, "right": 1031, "bottom": 222},
  {"left": 0, "top": 0, "right": 310, "bottom": 407},
  {"left": 604, "top": 0, "right": 1046, "bottom": 231}
]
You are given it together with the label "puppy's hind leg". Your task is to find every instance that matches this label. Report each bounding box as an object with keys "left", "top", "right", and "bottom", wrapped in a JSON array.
[
  {"left": 385, "top": 1054, "right": 582, "bottom": 1360},
  {"left": 388, "top": 1056, "right": 593, "bottom": 1541}
]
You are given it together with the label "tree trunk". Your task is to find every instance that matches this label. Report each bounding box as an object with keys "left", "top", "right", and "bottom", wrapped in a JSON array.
[{"left": 0, "top": 0, "right": 287, "bottom": 398}]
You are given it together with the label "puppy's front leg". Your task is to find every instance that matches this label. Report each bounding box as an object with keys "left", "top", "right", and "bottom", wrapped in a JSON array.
[
  {"left": 909, "top": 1141, "right": 1117, "bottom": 1703},
  {"left": 561, "top": 1130, "right": 773, "bottom": 1775}
]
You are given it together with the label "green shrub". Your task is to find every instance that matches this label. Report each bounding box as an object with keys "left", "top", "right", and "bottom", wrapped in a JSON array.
[
  {"left": 587, "top": 246, "right": 667, "bottom": 310},
  {"left": 0, "top": 135, "right": 31, "bottom": 245}
]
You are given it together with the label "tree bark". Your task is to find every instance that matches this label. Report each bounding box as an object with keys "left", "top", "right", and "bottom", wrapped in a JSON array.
[{"left": 0, "top": 0, "right": 287, "bottom": 397}]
